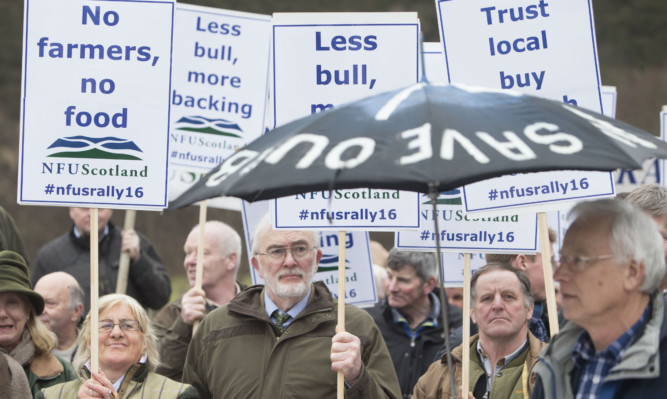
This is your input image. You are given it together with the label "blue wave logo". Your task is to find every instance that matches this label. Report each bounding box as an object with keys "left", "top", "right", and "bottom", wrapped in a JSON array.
[
  {"left": 47, "top": 136, "right": 143, "bottom": 160},
  {"left": 175, "top": 116, "right": 243, "bottom": 138},
  {"left": 317, "top": 254, "right": 351, "bottom": 272},
  {"left": 422, "top": 188, "right": 462, "bottom": 205}
]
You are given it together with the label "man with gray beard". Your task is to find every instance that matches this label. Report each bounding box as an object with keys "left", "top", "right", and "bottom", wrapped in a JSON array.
[{"left": 183, "top": 214, "right": 401, "bottom": 399}]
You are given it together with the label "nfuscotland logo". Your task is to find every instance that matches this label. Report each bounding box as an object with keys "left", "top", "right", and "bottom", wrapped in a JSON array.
[
  {"left": 174, "top": 116, "right": 243, "bottom": 138},
  {"left": 47, "top": 136, "right": 143, "bottom": 160}
]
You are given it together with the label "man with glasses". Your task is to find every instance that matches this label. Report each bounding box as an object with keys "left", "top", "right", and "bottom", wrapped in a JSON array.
[
  {"left": 531, "top": 199, "right": 667, "bottom": 399},
  {"left": 183, "top": 214, "right": 401, "bottom": 399}
]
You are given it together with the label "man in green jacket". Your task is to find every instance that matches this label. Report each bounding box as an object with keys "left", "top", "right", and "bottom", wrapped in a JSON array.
[
  {"left": 413, "top": 264, "right": 545, "bottom": 399},
  {"left": 183, "top": 215, "right": 401, "bottom": 399}
]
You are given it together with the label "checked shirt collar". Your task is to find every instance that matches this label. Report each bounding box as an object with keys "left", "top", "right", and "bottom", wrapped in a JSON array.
[{"left": 571, "top": 301, "right": 651, "bottom": 399}]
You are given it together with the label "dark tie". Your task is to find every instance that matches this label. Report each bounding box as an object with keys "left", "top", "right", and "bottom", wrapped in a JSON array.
[{"left": 273, "top": 310, "right": 291, "bottom": 333}]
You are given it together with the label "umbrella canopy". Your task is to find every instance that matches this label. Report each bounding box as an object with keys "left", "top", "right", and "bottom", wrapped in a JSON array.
[{"left": 169, "top": 82, "right": 667, "bottom": 207}]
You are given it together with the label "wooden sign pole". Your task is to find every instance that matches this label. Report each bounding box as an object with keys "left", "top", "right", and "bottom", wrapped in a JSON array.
[
  {"left": 115, "top": 210, "right": 136, "bottom": 294},
  {"left": 336, "top": 230, "right": 347, "bottom": 399},
  {"left": 90, "top": 208, "right": 99, "bottom": 373},
  {"left": 193, "top": 200, "right": 207, "bottom": 334}
]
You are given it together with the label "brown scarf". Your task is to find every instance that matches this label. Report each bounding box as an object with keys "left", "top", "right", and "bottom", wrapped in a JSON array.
[
  {"left": 9, "top": 330, "right": 36, "bottom": 367},
  {"left": 0, "top": 334, "right": 33, "bottom": 399}
]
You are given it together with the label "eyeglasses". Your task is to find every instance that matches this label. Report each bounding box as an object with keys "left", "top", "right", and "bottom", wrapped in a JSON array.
[
  {"left": 557, "top": 254, "right": 614, "bottom": 273},
  {"left": 256, "top": 245, "right": 315, "bottom": 263},
  {"left": 98, "top": 319, "right": 142, "bottom": 332}
]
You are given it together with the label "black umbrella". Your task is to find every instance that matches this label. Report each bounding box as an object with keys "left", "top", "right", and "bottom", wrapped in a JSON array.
[
  {"left": 169, "top": 82, "right": 667, "bottom": 208},
  {"left": 169, "top": 81, "right": 667, "bottom": 398}
]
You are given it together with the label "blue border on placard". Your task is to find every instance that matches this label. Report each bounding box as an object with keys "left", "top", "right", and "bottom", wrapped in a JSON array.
[
  {"left": 395, "top": 213, "right": 539, "bottom": 252},
  {"left": 272, "top": 22, "right": 420, "bottom": 129},
  {"left": 461, "top": 173, "right": 616, "bottom": 213},
  {"left": 20, "top": 0, "right": 175, "bottom": 209}
]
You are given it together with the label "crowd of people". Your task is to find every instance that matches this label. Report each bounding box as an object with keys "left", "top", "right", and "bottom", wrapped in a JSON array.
[{"left": 0, "top": 182, "right": 665, "bottom": 398}]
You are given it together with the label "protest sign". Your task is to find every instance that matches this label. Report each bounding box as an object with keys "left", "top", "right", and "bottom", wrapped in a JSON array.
[
  {"left": 601, "top": 85, "right": 617, "bottom": 118},
  {"left": 270, "top": 13, "right": 421, "bottom": 230},
  {"left": 396, "top": 190, "right": 538, "bottom": 253},
  {"left": 168, "top": 5, "right": 271, "bottom": 211},
  {"left": 421, "top": 42, "right": 449, "bottom": 83},
  {"left": 242, "top": 200, "right": 377, "bottom": 306},
  {"left": 19, "top": 0, "right": 174, "bottom": 209},
  {"left": 433, "top": 0, "right": 615, "bottom": 212}
]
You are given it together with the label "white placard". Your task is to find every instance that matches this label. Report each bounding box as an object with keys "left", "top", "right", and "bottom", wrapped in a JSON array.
[
  {"left": 462, "top": 171, "right": 616, "bottom": 213},
  {"left": 167, "top": 5, "right": 270, "bottom": 211},
  {"left": 442, "top": 252, "right": 486, "bottom": 286},
  {"left": 271, "top": 190, "right": 420, "bottom": 231},
  {"left": 396, "top": 191, "right": 538, "bottom": 253},
  {"left": 242, "top": 200, "right": 377, "bottom": 306},
  {"left": 435, "top": 0, "right": 614, "bottom": 212},
  {"left": 601, "top": 85, "right": 617, "bottom": 118},
  {"left": 421, "top": 42, "right": 449, "bottom": 83},
  {"left": 270, "top": 13, "right": 421, "bottom": 230},
  {"left": 168, "top": 5, "right": 270, "bottom": 172},
  {"left": 19, "top": 0, "right": 174, "bottom": 209},
  {"left": 662, "top": 109, "right": 667, "bottom": 188},
  {"left": 435, "top": 0, "right": 603, "bottom": 108}
]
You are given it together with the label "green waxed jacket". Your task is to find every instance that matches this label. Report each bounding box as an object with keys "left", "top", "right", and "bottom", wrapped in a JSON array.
[
  {"left": 183, "top": 281, "right": 401, "bottom": 399},
  {"left": 37, "top": 362, "right": 198, "bottom": 399},
  {"left": 413, "top": 332, "right": 544, "bottom": 399}
]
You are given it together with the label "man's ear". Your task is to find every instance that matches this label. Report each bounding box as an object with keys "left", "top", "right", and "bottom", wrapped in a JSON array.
[
  {"left": 511, "top": 255, "right": 528, "bottom": 271},
  {"left": 624, "top": 260, "right": 646, "bottom": 291},
  {"left": 526, "top": 302, "right": 534, "bottom": 322},
  {"left": 227, "top": 253, "right": 238, "bottom": 272},
  {"left": 423, "top": 277, "right": 437, "bottom": 295},
  {"left": 71, "top": 303, "right": 84, "bottom": 322},
  {"left": 251, "top": 256, "right": 264, "bottom": 279}
]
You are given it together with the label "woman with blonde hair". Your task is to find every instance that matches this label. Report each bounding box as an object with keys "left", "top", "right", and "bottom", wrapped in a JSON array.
[
  {"left": 0, "top": 250, "right": 76, "bottom": 397},
  {"left": 39, "top": 294, "right": 197, "bottom": 398}
]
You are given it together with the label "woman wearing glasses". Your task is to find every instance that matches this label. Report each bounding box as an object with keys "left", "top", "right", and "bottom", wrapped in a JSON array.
[{"left": 38, "top": 294, "right": 198, "bottom": 399}]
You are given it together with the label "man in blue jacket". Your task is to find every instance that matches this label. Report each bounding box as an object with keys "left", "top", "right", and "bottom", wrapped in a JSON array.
[{"left": 531, "top": 199, "right": 667, "bottom": 399}]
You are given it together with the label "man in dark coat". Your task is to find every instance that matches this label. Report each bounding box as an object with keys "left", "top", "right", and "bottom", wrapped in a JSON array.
[
  {"left": 32, "top": 207, "right": 170, "bottom": 313},
  {"left": 366, "top": 249, "right": 462, "bottom": 398}
]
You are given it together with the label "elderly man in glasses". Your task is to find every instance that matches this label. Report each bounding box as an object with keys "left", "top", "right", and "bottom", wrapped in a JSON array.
[
  {"left": 182, "top": 214, "right": 401, "bottom": 399},
  {"left": 531, "top": 199, "right": 667, "bottom": 399}
]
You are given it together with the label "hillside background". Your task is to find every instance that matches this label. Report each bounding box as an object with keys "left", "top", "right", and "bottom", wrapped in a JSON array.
[{"left": 1, "top": 0, "right": 665, "bottom": 295}]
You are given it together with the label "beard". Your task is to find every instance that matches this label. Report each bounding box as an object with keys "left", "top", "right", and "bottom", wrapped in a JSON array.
[{"left": 262, "top": 260, "right": 318, "bottom": 299}]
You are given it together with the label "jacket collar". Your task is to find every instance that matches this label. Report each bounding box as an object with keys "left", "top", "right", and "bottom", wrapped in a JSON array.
[{"left": 227, "top": 281, "right": 334, "bottom": 322}]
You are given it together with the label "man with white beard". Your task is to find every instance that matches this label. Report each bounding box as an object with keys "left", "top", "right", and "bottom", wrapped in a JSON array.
[{"left": 183, "top": 214, "right": 401, "bottom": 399}]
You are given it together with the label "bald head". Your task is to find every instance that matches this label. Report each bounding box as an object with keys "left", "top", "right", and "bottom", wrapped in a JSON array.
[
  {"left": 183, "top": 220, "right": 242, "bottom": 292},
  {"left": 34, "top": 272, "right": 84, "bottom": 341}
]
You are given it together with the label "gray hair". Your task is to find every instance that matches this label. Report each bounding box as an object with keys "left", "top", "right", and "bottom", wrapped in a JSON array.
[
  {"left": 68, "top": 283, "right": 84, "bottom": 311},
  {"left": 470, "top": 263, "right": 534, "bottom": 309},
  {"left": 191, "top": 220, "right": 242, "bottom": 278},
  {"left": 386, "top": 249, "right": 438, "bottom": 282},
  {"left": 625, "top": 183, "right": 667, "bottom": 217},
  {"left": 251, "top": 214, "right": 319, "bottom": 255},
  {"left": 568, "top": 198, "right": 665, "bottom": 293},
  {"left": 73, "top": 294, "right": 159, "bottom": 372}
]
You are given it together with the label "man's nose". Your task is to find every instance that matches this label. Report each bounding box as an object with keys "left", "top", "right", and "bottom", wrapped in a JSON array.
[
  {"left": 283, "top": 250, "right": 298, "bottom": 267},
  {"left": 491, "top": 295, "right": 504, "bottom": 309}
]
